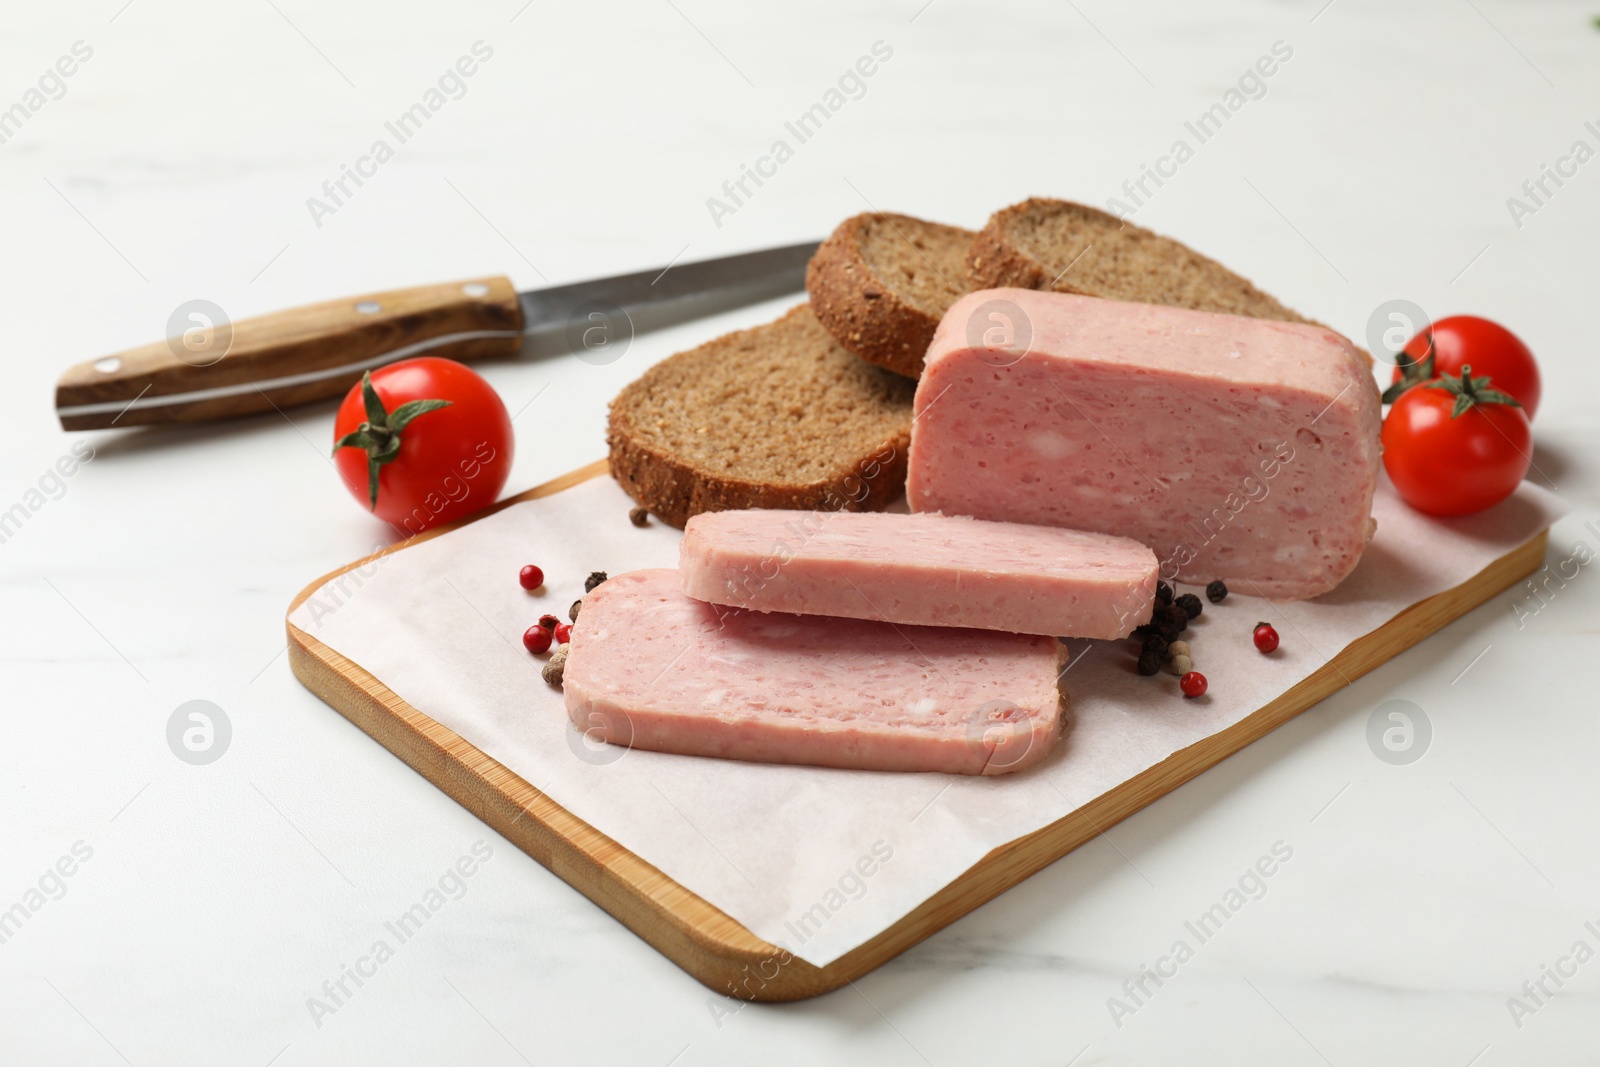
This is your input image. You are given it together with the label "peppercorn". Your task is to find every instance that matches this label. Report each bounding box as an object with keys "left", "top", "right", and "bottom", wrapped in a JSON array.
[
  {"left": 629, "top": 506, "right": 650, "bottom": 527},
  {"left": 1206, "top": 579, "right": 1228, "bottom": 604},
  {"left": 1168, "top": 653, "right": 1193, "bottom": 676},
  {"left": 1253, "top": 622, "right": 1280, "bottom": 654},
  {"left": 1176, "top": 593, "right": 1202, "bottom": 620},
  {"left": 522, "top": 625, "right": 552, "bottom": 655},
  {"left": 1180, "top": 671, "right": 1208, "bottom": 698},
  {"left": 537, "top": 614, "right": 559, "bottom": 631},
  {"left": 1155, "top": 581, "right": 1174, "bottom": 607},
  {"left": 1167, "top": 640, "right": 1190, "bottom": 660},
  {"left": 585, "top": 571, "right": 608, "bottom": 593},
  {"left": 1133, "top": 623, "right": 1159, "bottom": 640},
  {"left": 542, "top": 646, "right": 568, "bottom": 686},
  {"left": 1162, "top": 604, "right": 1189, "bottom": 633},
  {"left": 1137, "top": 647, "right": 1162, "bottom": 676},
  {"left": 569, "top": 599, "right": 583, "bottom": 622},
  {"left": 1142, "top": 633, "right": 1170, "bottom": 659}
]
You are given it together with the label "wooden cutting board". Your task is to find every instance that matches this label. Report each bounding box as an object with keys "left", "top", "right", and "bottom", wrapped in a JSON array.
[{"left": 286, "top": 461, "right": 1549, "bottom": 1002}]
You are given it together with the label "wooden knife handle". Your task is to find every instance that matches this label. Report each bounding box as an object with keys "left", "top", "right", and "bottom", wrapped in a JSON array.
[{"left": 56, "top": 276, "right": 525, "bottom": 431}]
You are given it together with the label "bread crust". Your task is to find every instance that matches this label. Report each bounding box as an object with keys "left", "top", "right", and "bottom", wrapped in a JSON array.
[
  {"left": 967, "top": 199, "right": 1059, "bottom": 292},
  {"left": 606, "top": 305, "right": 912, "bottom": 529},
  {"left": 969, "top": 197, "right": 1368, "bottom": 363},
  {"left": 606, "top": 429, "right": 909, "bottom": 530},
  {"left": 807, "top": 213, "right": 975, "bottom": 381},
  {"left": 973, "top": 197, "right": 1307, "bottom": 307}
]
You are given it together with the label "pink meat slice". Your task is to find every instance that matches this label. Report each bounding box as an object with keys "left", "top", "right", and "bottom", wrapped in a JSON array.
[
  {"left": 562, "top": 569, "right": 1066, "bottom": 775},
  {"left": 907, "top": 289, "right": 1382, "bottom": 600},
  {"left": 679, "top": 509, "right": 1157, "bottom": 639}
]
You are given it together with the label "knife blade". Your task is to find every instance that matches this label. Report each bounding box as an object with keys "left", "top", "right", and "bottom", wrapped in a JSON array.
[{"left": 54, "top": 240, "right": 820, "bottom": 431}]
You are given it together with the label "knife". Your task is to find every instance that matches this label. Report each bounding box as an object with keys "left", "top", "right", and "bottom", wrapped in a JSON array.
[{"left": 55, "top": 240, "right": 820, "bottom": 431}]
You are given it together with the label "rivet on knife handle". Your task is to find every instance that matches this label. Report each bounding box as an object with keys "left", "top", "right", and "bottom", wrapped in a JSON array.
[{"left": 54, "top": 277, "right": 524, "bottom": 431}]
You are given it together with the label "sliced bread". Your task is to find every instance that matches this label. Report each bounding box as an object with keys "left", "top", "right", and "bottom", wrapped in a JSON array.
[
  {"left": 607, "top": 304, "right": 915, "bottom": 528},
  {"left": 806, "top": 212, "right": 976, "bottom": 380},
  {"left": 969, "top": 198, "right": 1355, "bottom": 351}
]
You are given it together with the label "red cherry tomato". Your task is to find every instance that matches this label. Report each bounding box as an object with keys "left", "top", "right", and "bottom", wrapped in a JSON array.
[
  {"left": 333, "top": 358, "right": 513, "bottom": 534},
  {"left": 1392, "top": 316, "right": 1541, "bottom": 420},
  {"left": 1381, "top": 369, "right": 1531, "bottom": 517}
]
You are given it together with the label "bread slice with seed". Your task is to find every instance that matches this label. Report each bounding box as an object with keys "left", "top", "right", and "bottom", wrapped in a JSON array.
[
  {"left": 969, "top": 198, "right": 1363, "bottom": 358},
  {"left": 607, "top": 304, "right": 915, "bottom": 529},
  {"left": 807, "top": 212, "right": 976, "bottom": 380}
]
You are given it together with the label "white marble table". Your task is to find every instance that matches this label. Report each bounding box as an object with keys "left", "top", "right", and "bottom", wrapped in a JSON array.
[{"left": 3, "top": 1, "right": 1598, "bottom": 1063}]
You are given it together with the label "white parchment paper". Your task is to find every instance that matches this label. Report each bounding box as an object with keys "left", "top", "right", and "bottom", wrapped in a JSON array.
[{"left": 289, "top": 472, "right": 1565, "bottom": 968}]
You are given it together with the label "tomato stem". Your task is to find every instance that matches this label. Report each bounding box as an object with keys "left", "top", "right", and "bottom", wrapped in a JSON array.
[
  {"left": 1427, "top": 364, "right": 1523, "bottom": 419},
  {"left": 332, "top": 372, "right": 452, "bottom": 510},
  {"left": 1380, "top": 332, "right": 1436, "bottom": 406}
]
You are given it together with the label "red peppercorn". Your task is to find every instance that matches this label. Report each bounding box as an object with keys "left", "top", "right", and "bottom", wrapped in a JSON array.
[
  {"left": 1180, "top": 671, "right": 1208, "bottom": 698},
  {"left": 519, "top": 565, "right": 545, "bottom": 591},
  {"left": 538, "top": 614, "right": 560, "bottom": 631},
  {"left": 554, "top": 622, "right": 572, "bottom": 644},
  {"left": 522, "top": 625, "right": 552, "bottom": 654},
  {"left": 1253, "top": 622, "right": 1280, "bottom": 654}
]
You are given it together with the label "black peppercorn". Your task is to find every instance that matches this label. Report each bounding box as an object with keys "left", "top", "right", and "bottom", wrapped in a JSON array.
[
  {"left": 1155, "top": 581, "right": 1174, "bottom": 607},
  {"left": 1176, "top": 593, "right": 1202, "bottom": 620},
  {"left": 1137, "top": 647, "right": 1162, "bottom": 676},
  {"left": 1142, "top": 633, "right": 1170, "bottom": 659},
  {"left": 629, "top": 506, "right": 650, "bottom": 527},
  {"left": 1162, "top": 604, "right": 1189, "bottom": 633},
  {"left": 1206, "top": 579, "right": 1228, "bottom": 603},
  {"left": 569, "top": 599, "right": 583, "bottom": 622},
  {"left": 585, "top": 571, "right": 608, "bottom": 593}
]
